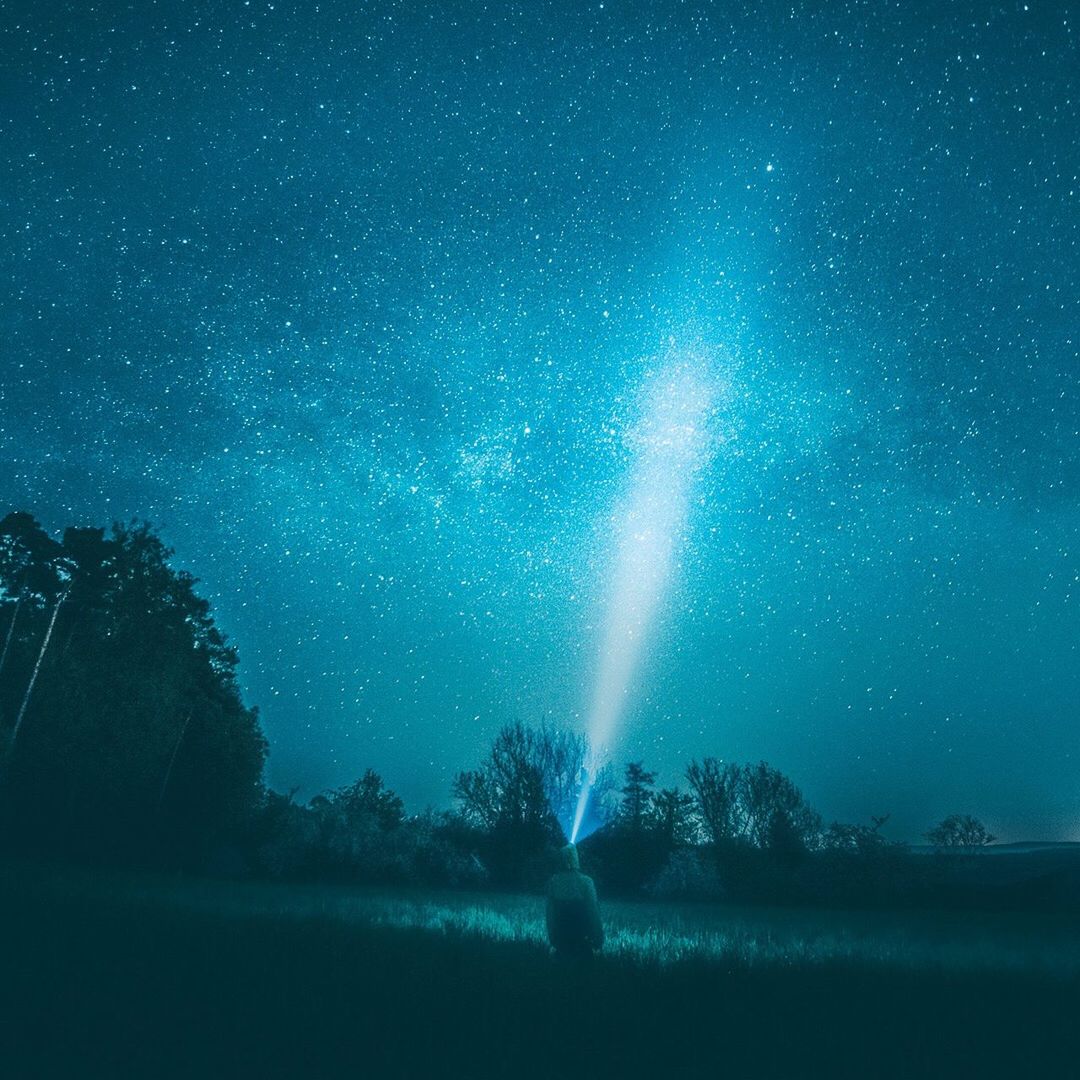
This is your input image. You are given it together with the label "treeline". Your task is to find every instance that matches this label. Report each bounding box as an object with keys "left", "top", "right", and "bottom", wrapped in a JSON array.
[
  {"left": 1, "top": 512, "right": 1006, "bottom": 908},
  {"left": 248, "top": 722, "right": 1004, "bottom": 908}
]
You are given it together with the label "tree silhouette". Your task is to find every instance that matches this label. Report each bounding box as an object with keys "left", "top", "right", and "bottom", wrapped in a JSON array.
[
  {"left": 0, "top": 513, "right": 267, "bottom": 863},
  {"left": 924, "top": 814, "right": 997, "bottom": 852},
  {"left": 650, "top": 787, "right": 698, "bottom": 847},
  {"left": 306, "top": 769, "right": 408, "bottom": 878},
  {"left": 452, "top": 722, "right": 612, "bottom": 885},
  {"left": 618, "top": 761, "right": 657, "bottom": 833},
  {"left": 686, "top": 758, "right": 821, "bottom": 851},
  {"left": 685, "top": 758, "right": 743, "bottom": 845}
]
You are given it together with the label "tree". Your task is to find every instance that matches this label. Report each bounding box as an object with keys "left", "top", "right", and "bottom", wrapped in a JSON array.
[
  {"left": 307, "top": 769, "right": 407, "bottom": 879},
  {"left": 328, "top": 769, "right": 405, "bottom": 832},
  {"left": 924, "top": 814, "right": 996, "bottom": 852},
  {"left": 453, "top": 722, "right": 557, "bottom": 836},
  {"left": 0, "top": 512, "right": 63, "bottom": 607},
  {"left": 0, "top": 512, "right": 65, "bottom": 721},
  {"left": 742, "top": 762, "right": 822, "bottom": 852},
  {"left": 453, "top": 721, "right": 611, "bottom": 837},
  {"left": 452, "top": 722, "right": 612, "bottom": 885},
  {"left": 650, "top": 787, "right": 698, "bottom": 847},
  {"left": 822, "top": 814, "right": 897, "bottom": 855},
  {"left": 618, "top": 761, "right": 657, "bottom": 833},
  {"left": 0, "top": 514, "right": 267, "bottom": 863},
  {"left": 685, "top": 758, "right": 821, "bottom": 853},
  {"left": 582, "top": 761, "right": 671, "bottom": 893},
  {"left": 685, "top": 758, "right": 742, "bottom": 845}
]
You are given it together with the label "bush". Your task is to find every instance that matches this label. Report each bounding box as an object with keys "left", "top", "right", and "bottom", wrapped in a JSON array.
[{"left": 646, "top": 849, "right": 726, "bottom": 901}]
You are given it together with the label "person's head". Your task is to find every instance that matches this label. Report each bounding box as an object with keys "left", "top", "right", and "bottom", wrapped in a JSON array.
[{"left": 558, "top": 843, "right": 580, "bottom": 871}]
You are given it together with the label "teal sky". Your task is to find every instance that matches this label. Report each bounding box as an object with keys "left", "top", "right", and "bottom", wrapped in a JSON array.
[{"left": 2, "top": 0, "right": 1077, "bottom": 839}]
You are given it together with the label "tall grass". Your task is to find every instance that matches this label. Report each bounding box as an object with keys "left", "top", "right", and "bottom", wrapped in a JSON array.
[{"left": 13, "top": 861, "right": 1080, "bottom": 977}]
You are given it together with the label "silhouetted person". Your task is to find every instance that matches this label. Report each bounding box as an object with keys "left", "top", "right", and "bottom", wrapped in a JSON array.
[{"left": 546, "top": 843, "right": 604, "bottom": 959}]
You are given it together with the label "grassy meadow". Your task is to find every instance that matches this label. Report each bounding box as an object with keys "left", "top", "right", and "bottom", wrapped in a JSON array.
[{"left": 2, "top": 861, "right": 1078, "bottom": 1078}]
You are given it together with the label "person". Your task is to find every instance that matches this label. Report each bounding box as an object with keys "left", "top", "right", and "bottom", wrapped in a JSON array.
[{"left": 546, "top": 843, "right": 604, "bottom": 959}]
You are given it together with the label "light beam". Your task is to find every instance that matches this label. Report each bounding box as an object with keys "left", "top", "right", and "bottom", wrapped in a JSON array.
[{"left": 570, "top": 360, "right": 714, "bottom": 842}]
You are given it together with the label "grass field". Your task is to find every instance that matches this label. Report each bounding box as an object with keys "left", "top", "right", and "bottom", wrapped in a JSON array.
[{"left": 1, "top": 862, "right": 1078, "bottom": 1078}]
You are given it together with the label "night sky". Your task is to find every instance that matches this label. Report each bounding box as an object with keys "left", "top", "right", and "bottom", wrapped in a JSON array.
[{"left": 3, "top": 1, "right": 1077, "bottom": 840}]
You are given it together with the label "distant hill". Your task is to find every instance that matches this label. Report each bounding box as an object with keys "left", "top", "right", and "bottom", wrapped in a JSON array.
[
  {"left": 911, "top": 841, "right": 1080, "bottom": 856},
  {"left": 907, "top": 841, "right": 1080, "bottom": 906}
]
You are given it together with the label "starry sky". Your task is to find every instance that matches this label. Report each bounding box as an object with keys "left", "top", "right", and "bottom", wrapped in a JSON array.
[{"left": 2, "top": 0, "right": 1078, "bottom": 840}]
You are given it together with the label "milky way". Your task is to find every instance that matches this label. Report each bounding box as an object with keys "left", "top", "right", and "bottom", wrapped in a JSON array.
[{"left": 2, "top": 1, "right": 1077, "bottom": 839}]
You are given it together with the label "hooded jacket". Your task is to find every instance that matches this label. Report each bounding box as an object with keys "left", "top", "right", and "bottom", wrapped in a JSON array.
[{"left": 546, "top": 844, "right": 604, "bottom": 955}]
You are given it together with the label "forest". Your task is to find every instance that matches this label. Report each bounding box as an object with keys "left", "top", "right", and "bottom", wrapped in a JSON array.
[{"left": 1, "top": 512, "right": 1038, "bottom": 913}]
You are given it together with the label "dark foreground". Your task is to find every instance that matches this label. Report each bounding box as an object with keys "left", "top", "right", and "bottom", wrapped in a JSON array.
[{"left": 1, "top": 864, "right": 1077, "bottom": 1079}]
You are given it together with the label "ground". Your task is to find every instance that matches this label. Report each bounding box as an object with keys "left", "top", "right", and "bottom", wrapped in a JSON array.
[{"left": 1, "top": 862, "right": 1077, "bottom": 1078}]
